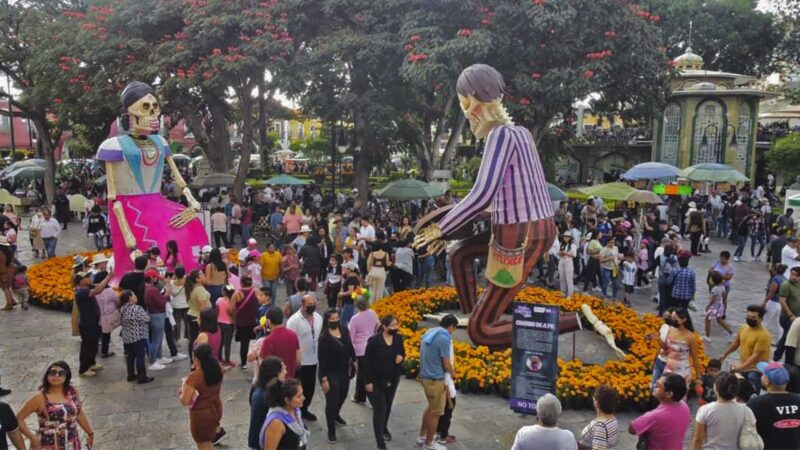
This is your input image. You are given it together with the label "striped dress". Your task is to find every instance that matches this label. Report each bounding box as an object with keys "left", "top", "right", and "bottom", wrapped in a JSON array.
[{"left": 438, "top": 125, "right": 553, "bottom": 236}]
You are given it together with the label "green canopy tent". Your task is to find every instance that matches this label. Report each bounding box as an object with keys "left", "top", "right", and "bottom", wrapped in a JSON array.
[
  {"left": 264, "top": 174, "right": 311, "bottom": 185},
  {"left": 377, "top": 179, "right": 444, "bottom": 201}
]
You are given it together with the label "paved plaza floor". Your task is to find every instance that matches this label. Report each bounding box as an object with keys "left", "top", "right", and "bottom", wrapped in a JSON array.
[{"left": 0, "top": 220, "right": 769, "bottom": 449}]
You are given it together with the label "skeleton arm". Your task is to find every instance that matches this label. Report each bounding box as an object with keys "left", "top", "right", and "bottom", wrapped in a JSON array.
[
  {"left": 166, "top": 156, "right": 201, "bottom": 211},
  {"left": 581, "top": 303, "right": 626, "bottom": 359},
  {"left": 106, "top": 162, "right": 137, "bottom": 250}
]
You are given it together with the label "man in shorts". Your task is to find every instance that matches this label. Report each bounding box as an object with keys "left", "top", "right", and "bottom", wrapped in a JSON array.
[{"left": 416, "top": 314, "right": 458, "bottom": 450}]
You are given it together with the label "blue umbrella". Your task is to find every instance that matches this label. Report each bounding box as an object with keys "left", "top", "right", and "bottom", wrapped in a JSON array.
[
  {"left": 620, "top": 162, "right": 680, "bottom": 181},
  {"left": 547, "top": 183, "right": 567, "bottom": 201}
]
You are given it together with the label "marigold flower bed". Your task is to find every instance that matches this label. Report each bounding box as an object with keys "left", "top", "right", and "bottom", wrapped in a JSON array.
[
  {"left": 371, "top": 286, "right": 709, "bottom": 410},
  {"left": 28, "top": 252, "right": 97, "bottom": 311}
]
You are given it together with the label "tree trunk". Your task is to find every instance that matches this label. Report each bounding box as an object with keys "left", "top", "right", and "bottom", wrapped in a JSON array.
[
  {"left": 233, "top": 81, "right": 256, "bottom": 202},
  {"left": 439, "top": 113, "right": 466, "bottom": 171},
  {"left": 352, "top": 111, "right": 371, "bottom": 209},
  {"left": 32, "top": 116, "right": 56, "bottom": 205}
]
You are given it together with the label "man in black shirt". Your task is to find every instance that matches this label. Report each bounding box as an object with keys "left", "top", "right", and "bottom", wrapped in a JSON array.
[
  {"left": 119, "top": 255, "right": 148, "bottom": 307},
  {"left": 748, "top": 361, "right": 800, "bottom": 450},
  {"left": 0, "top": 401, "right": 23, "bottom": 450},
  {"left": 75, "top": 270, "right": 112, "bottom": 377}
]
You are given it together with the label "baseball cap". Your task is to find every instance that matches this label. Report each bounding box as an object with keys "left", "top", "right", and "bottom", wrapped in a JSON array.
[
  {"left": 789, "top": 236, "right": 798, "bottom": 242},
  {"left": 343, "top": 261, "right": 358, "bottom": 271},
  {"left": 247, "top": 238, "right": 258, "bottom": 246},
  {"left": 144, "top": 269, "right": 161, "bottom": 279},
  {"left": 757, "top": 361, "right": 790, "bottom": 386}
]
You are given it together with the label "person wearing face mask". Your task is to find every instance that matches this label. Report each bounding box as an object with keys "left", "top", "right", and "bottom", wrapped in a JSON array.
[
  {"left": 317, "top": 309, "right": 356, "bottom": 443},
  {"left": 719, "top": 304, "right": 772, "bottom": 393},
  {"left": 286, "top": 294, "right": 323, "bottom": 423},
  {"left": 364, "top": 314, "right": 405, "bottom": 450}
]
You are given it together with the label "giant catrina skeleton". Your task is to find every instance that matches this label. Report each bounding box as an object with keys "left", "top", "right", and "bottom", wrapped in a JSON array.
[
  {"left": 96, "top": 82, "right": 208, "bottom": 284},
  {"left": 413, "top": 64, "right": 575, "bottom": 348}
]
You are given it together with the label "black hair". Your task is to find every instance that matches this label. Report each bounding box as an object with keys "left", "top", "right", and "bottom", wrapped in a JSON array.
[
  {"left": 678, "top": 256, "right": 690, "bottom": 268},
  {"left": 174, "top": 266, "right": 186, "bottom": 279},
  {"left": 199, "top": 308, "right": 218, "bottom": 333},
  {"left": 792, "top": 267, "right": 800, "bottom": 277},
  {"left": 320, "top": 308, "right": 340, "bottom": 340},
  {"left": 192, "top": 344, "right": 222, "bottom": 386},
  {"left": 268, "top": 378, "right": 302, "bottom": 408},
  {"left": 254, "top": 356, "right": 284, "bottom": 393},
  {"left": 92, "top": 270, "right": 108, "bottom": 284},
  {"left": 41, "top": 361, "right": 73, "bottom": 396},
  {"left": 720, "top": 250, "right": 731, "bottom": 259},
  {"left": 17, "top": 264, "right": 27, "bottom": 273},
  {"left": 707, "top": 359, "right": 722, "bottom": 370},
  {"left": 119, "top": 289, "right": 135, "bottom": 303},
  {"left": 662, "top": 373, "right": 688, "bottom": 401},
  {"left": 241, "top": 275, "right": 253, "bottom": 288},
  {"left": 222, "top": 285, "right": 235, "bottom": 298},
  {"left": 261, "top": 286, "right": 272, "bottom": 296},
  {"left": 593, "top": 385, "right": 618, "bottom": 414},
  {"left": 747, "top": 304, "right": 767, "bottom": 318},
  {"left": 714, "top": 371, "right": 739, "bottom": 400},
  {"left": 737, "top": 377, "right": 756, "bottom": 402},
  {"left": 185, "top": 269, "right": 202, "bottom": 297},
  {"left": 166, "top": 240, "right": 179, "bottom": 257},
  {"left": 296, "top": 278, "right": 308, "bottom": 292},
  {"left": 148, "top": 246, "right": 161, "bottom": 256},
  {"left": 710, "top": 271, "right": 723, "bottom": 285},
  {"left": 674, "top": 308, "right": 694, "bottom": 332},
  {"left": 379, "top": 314, "right": 397, "bottom": 333},
  {"left": 134, "top": 255, "right": 149, "bottom": 271},
  {"left": 208, "top": 248, "right": 226, "bottom": 272},
  {"left": 266, "top": 306, "right": 283, "bottom": 325},
  {"left": 439, "top": 314, "right": 458, "bottom": 329}
]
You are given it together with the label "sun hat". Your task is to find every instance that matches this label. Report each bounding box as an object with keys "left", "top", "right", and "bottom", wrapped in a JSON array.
[
  {"left": 757, "top": 361, "right": 790, "bottom": 386},
  {"left": 343, "top": 261, "right": 358, "bottom": 271},
  {"left": 299, "top": 224, "right": 312, "bottom": 233},
  {"left": 72, "top": 254, "right": 87, "bottom": 268},
  {"left": 688, "top": 202, "right": 697, "bottom": 208},
  {"left": 201, "top": 245, "right": 212, "bottom": 254},
  {"left": 562, "top": 231, "right": 572, "bottom": 237},
  {"left": 90, "top": 253, "right": 109, "bottom": 266}
]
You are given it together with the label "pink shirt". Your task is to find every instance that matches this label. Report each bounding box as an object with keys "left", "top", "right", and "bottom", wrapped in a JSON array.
[
  {"left": 637, "top": 248, "right": 649, "bottom": 271},
  {"left": 630, "top": 401, "right": 691, "bottom": 450},
  {"left": 283, "top": 213, "right": 302, "bottom": 234},
  {"left": 348, "top": 309, "right": 380, "bottom": 356},
  {"left": 216, "top": 297, "right": 233, "bottom": 325}
]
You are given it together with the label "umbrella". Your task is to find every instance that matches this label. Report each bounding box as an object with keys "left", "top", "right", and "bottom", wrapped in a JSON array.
[
  {"left": 574, "top": 182, "right": 637, "bottom": 201},
  {"left": 678, "top": 163, "right": 749, "bottom": 183},
  {"left": 626, "top": 189, "right": 663, "bottom": 204},
  {"left": 6, "top": 165, "right": 45, "bottom": 180},
  {"left": 171, "top": 154, "right": 191, "bottom": 163},
  {"left": 190, "top": 173, "right": 236, "bottom": 189},
  {"left": 1, "top": 158, "right": 46, "bottom": 178},
  {"left": 94, "top": 175, "right": 106, "bottom": 186},
  {"left": 377, "top": 179, "right": 444, "bottom": 200},
  {"left": 547, "top": 183, "right": 567, "bottom": 201},
  {"left": 264, "top": 174, "right": 311, "bottom": 185},
  {"left": 620, "top": 162, "right": 680, "bottom": 180}
]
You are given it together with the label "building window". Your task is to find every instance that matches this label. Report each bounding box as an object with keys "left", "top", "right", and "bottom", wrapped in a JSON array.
[
  {"left": 660, "top": 103, "right": 681, "bottom": 166},
  {"left": 555, "top": 155, "right": 580, "bottom": 184},
  {"left": 693, "top": 100, "right": 725, "bottom": 164},
  {"left": 272, "top": 122, "right": 281, "bottom": 135},
  {"left": 735, "top": 102, "right": 751, "bottom": 174},
  {"left": 310, "top": 125, "right": 317, "bottom": 138},
  {"left": 0, "top": 116, "right": 9, "bottom": 133},
  {"left": 297, "top": 124, "right": 304, "bottom": 139}
]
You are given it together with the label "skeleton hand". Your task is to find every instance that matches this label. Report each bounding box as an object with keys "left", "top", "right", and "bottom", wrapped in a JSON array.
[
  {"left": 169, "top": 207, "right": 198, "bottom": 229},
  {"left": 182, "top": 187, "right": 202, "bottom": 212},
  {"left": 412, "top": 224, "right": 446, "bottom": 256}
]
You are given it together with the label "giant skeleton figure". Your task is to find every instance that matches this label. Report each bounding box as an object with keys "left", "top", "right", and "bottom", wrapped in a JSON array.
[
  {"left": 414, "top": 64, "right": 559, "bottom": 348},
  {"left": 96, "top": 82, "right": 208, "bottom": 284}
]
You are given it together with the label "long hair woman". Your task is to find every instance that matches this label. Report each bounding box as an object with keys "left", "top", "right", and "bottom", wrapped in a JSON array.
[
  {"left": 204, "top": 248, "right": 229, "bottom": 303},
  {"left": 16, "top": 361, "right": 95, "bottom": 449},
  {"left": 364, "top": 314, "right": 405, "bottom": 450},
  {"left": 185, "top": 269, "right": 212, "bottom": 363},
  {"left": 165, "top": 239, "right": 182, "bottom": 275},
  {"left": 180, "top": 343, "right": 225, "bottom": 449},
  {"left": 662, "top": 308, "right": 702, "bottom": 390},
  {"left": 195, "top": 308, "right": 222, "bottom": 362},
  {"left": 261, "top": 379, "right": 309, "bottom": 450},
  {"left": 248, "top": 357, "right": 287, "bottom": 450},
  {"left": 318, "top": 308, "right": 356, "bottom": 443}
]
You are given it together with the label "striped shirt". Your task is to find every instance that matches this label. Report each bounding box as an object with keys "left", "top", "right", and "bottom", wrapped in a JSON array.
[
  {"left": 578, "top": 417, "right": 619, "bottom": 450},
  {"left": 438, "top": 125, "right": 552, "bottom": 235}
]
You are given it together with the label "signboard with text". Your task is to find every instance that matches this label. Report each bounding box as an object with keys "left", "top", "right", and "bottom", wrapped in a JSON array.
[{"left": 510, "top": 302, "right": 560, "bottom": 415}]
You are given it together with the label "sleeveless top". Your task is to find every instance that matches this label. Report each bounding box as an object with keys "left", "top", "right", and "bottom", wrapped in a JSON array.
[
  {"left": 371, "top": 252, "right": 388, "bottom": 269},
  {"left": 197, "top": 330, "right": 221, "bottom": 361},
  {"left": 37, "top": 388, "right": 82, "bottom": 450},
  {"left": 663, "top": 336, "right": 692, "bottom": 381},
  {"left": 277, "top": 425, "right": 301, "bottom": 449},
  {"left": 235, "top": 289, "right": 259, "bottom": 328}
]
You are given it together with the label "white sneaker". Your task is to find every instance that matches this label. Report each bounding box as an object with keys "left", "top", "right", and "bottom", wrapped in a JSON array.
[
  {"left": 172, "top": 352, "right": 189, "bottom": 361},
  {"left": 702, "top": 335, "right": 711, "bottom": 343},
  {"left": 149, "top": 362, "right": 166, "bottom": 371},
  {"left": 734, "top": 256, "right": 741, "bottom": 262},
  {"left": 157, "top": 357, "right": 173, "bottom": 365},
  {"left": 423, "top": 442, "right": 447, "bottom": 450},
  {"left": 415, "top": 436, "right": 426, "bottom": 446}
]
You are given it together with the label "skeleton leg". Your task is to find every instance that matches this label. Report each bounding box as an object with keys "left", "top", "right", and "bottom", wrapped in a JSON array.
[{"left": 449, "top": 230, "right": 490, "bottom": 313}]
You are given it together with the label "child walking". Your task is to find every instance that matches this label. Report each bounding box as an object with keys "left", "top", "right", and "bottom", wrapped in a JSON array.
[
  {"left": 12, "top": 264, "right": 29, "bottom": 310},
  {"left": 636, "top": 240, "right": 650, "bottom": 287},
  {"left": 704, "top": 271, "right": 734, "bottom": 342},
  {"left": 621, "top": 252, "right": 637, "bottom": 306}
]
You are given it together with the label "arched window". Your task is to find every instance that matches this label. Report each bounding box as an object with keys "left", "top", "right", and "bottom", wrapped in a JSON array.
[
  {"left": 660, "top": 103, "right": 681, "bottom": 166},
  {"left": 735, "top": 102, "right": 751, "bottom": 174},
  {"left": 297, "top": 123, "right": 304, "bottom": 139},
  {"left": 693, "top": 100, "right": 725, "bottom": 164}
]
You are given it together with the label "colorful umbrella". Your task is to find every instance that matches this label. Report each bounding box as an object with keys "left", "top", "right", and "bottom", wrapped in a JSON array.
[
  {"left": 620, "top": 162, "right": 679, "bottom": 180},
  {"left": 547, "top": 183, "right": 567, "bottom": 201},
  {"left": 678, "top": 163, "right": 749, "bottom": 183}
]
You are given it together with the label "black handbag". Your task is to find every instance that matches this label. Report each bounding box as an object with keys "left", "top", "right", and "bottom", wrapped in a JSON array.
[{"left": 636, "top": 433, "right": 649, "bottom": 450}]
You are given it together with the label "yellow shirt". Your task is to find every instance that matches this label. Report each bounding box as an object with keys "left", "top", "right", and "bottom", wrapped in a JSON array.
[
  {"left": 737, "top": 324, "right": 771, "bottom": 371},
  {"left": 260, "top": 251, "right": 282, "bottom": 281}
]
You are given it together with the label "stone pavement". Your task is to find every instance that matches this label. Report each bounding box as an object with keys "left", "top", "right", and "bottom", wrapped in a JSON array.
[{"left": 0, "top": 220, "right": 774, "bottom": 449}]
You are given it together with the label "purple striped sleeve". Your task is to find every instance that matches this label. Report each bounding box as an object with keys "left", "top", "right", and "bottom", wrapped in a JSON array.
[
  {"left": 95, "top": 148, "right": 123, "bottom": 161},
  {"left": 438, "top": 126, "right": 512, "bottom": 236}
]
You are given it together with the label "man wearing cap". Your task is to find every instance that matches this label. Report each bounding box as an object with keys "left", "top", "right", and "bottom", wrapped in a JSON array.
[
  {"left": 239, "top": 238, "right": 258, "bottom": 268},
  {"left": 74, "top": 270, "right": 113, "bottom": 377},
  {"left": 747, "top": 361, "right": 800, "bottom": 449},
  {"left": 39, "top": 209, "right": 61, "bottom": 258},
  {"left": 292, "top": 225, "right": 311, "bottom": 251},
  {"left": 783, "top": 237, "right": 800, "bottom": 272}
]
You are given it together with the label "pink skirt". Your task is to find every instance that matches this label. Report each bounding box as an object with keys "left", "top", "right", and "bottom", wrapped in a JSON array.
[{"left": 109, "top": 193, "right": 208, "bottom": 285}]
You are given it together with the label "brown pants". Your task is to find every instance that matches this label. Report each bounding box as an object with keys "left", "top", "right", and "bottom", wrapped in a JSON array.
[{"left": 450, "top": 218, "right": 556, "bottom": 348}]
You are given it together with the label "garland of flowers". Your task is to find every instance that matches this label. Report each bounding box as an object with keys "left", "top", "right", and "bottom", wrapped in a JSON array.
[{"left": 371, "top": 286, "right": 709, "bottom": 410}]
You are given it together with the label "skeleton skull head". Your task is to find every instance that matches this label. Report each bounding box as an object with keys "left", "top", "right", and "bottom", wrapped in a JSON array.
[{"left": 127, "top": 94, "right": 161, "bottom": 135}]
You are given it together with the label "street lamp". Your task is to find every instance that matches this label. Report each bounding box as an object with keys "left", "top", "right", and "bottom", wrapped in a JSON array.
[
  {"left": 699, "top": 123, "right": 738, "bottom": 163},
  {"left": 329, "top": 122, "right": 349, "bottom": 205}
]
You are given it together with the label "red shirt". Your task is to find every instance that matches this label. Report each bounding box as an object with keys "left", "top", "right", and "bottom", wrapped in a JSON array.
[{"left": 260, "top": 326, "right": 300, "bottom": 378}]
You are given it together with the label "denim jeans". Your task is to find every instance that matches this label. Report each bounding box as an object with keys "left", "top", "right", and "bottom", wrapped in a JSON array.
[
  {"left": 651, "top": 357, "right": 666, "bottom": 392},
  {"left": 600, "top": 268, "right": 618, "bottom": 299},
  {"left": 750, "top": 236, "right": 765, "bottom": 258},
  {"left": 242, "top": 224, "right": 253, "bottom": 244},
  {"left": 261, "top": 279, "right": 277, "bottom": 295},
  {"left": 340, "top": 303, "right": 355, "bottom": 326},
  {"left": 43, "top": 237, "right": 57, "bottom": 258},
  {"left": 734, "top": 235, "right": 747, "bottom": 257},
  {"left": 149, "top": 312, "right": 166, "bottom": 363},
  {"left": 92, "top": 233, "right": 107, "bottom": 251},
  {"left": 419, "top": 256, "right": 435, "bottom": 288},
  {"left": 774, "top": 314, "right": 793, "bottom": 361},
  {"left": 744, "top": 370, "right": 762, "bottom": 394},
  {"left": 717, "top": 217, "right": 729, "bottom": 237}
]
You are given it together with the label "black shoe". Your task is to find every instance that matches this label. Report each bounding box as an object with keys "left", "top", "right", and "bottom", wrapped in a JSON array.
[
  {"left": 212, "top": 427, "right": 227, "bottom": 445},
  {"left": 384, "top": 429, "right": 392, "bottom": 441},
  {"left": 302, "top": 411, "right": 317, "bottom": 422},
  {"left": 101, "top": 352, "right": 115, "bottom": 358},
  {"left": 127, "top": 374, "right": 137, "bottom": 382},
  {"left": 0, "top": 388, "right": 11, "bottom": 397},
  {"left": 327, "top": 432, "right": 337, "bottom": 443},
  {"left": 335, "top": 415, "right": 347, "bottom": 425},
  {"left": 137, "top": 377, "right": 155, "bottom": 384}
]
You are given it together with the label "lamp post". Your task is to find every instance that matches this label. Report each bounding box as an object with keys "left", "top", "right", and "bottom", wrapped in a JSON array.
[{"left": 329, "top": 122, "right": 348, "bottom": 206}]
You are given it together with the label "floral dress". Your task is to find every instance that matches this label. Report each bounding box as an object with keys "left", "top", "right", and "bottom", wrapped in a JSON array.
[
  {"left": 663, "top": 336, "right": 692, "bottom": 383},
  {"left": 37, "top": 388, "right": 82, "bottom": 450}
]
